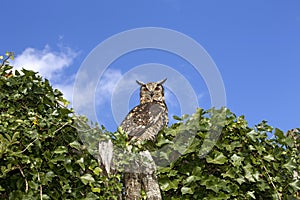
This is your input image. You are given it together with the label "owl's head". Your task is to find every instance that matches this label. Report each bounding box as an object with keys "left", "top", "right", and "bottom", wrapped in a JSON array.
[{"left": 136, "top": 78, "right": 167, "bottom": 104}]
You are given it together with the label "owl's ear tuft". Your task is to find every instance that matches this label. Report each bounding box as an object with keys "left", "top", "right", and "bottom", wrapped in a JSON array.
[
  {"left": 157, "top": 78, "right": 167, "bottom": 85},
  {"left": 136, "top": 80, "right": 145, "bottom": 86}
]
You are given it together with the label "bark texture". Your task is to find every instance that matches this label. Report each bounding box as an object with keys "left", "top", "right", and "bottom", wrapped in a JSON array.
[{"left": 125, "top": 151, "right": 162, "bottom": 200}]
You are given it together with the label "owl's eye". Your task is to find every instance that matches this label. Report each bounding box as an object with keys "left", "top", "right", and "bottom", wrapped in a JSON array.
[
  {"left": 142, "top": 87, "right": 147, "bottom": 91},
  {"left": 154, "top": 86, "right": 161, "bottom": 91}
]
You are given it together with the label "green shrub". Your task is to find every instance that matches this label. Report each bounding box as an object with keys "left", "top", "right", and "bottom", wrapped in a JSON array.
[{"left": 0, "top": 54, "right": 299, "bottom": 199}]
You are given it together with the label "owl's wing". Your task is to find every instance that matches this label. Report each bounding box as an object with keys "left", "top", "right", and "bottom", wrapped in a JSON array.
[{"left": 120, "top": 102, "right": 168, "bottom": 143}]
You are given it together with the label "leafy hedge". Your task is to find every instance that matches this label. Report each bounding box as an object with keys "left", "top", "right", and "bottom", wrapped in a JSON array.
[
  {"left": 155, "top": 109, "right": 299, "bottom": 199},
  {"left": 0, "top": 55, "right": 122, "bottom": 199},
  {"left": 0, "top": 54, "right": 299, "bottom": 199}
]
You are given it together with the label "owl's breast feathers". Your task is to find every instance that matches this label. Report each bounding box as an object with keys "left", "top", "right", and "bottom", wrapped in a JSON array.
[{"left": 120, "top": 101, "right": 168, "bottom": 143}]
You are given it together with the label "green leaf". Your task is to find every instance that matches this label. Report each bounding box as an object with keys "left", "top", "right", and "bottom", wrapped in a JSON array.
[
  {"left": 263, "top": 154, "right": 274, "bottom": 162},
  {"left": 285, "top": 137, "right": 295, "bottom": 148},
  {"left": 247, "top": 191, "right": 256, "bottom": 199},
  {"left": 76, "top": 157, "right": 85, "bottom": 171},
  {"left": 257, "top": 180, "right": 270, "bottom": 191},
  {"left": 173, "top": 115, "right": 182, "bottom": 121},
  {"left": 236, "top": 176, "right": 246, "bottom": 185},
  {"left": 42, "top": 171, "right": 56, "bottom": 184},
  {"left": 80, "top": 174, "right": 95, "bottom": 185},
  {"left": 247, "top": 130, "right": 258, "bottom": 142},
  {"left": 160, "top": 177, "right": 179, "bottom": 191},
  {"left": 181, "top": 186, "right": 193, "bottom": 195},
  {"left": 85, "top": 192, "right": 99, "bottom": 199},
  {"left": 274, "top": 128, "right": 285, "bottom": 139},
  {"left": 21, "top": 68, "right": 37, "bottom": 77},
  {"left": 192, "top": 166, "right": 202, "bottom": 177},
  {"left": 200, "top": 175, "right": 227, "bottom": 193},
  {"left": 92, "top": 167, "right": 102, "bottom": 176},
  {"left": 289, "top": 180, "right": 300, "bottom": 191},
  {"left": 222, "top": 168, "right": 236, "bottom": 179},
  {"left": 283, "top": 159, "right": 297, "bottom": 172},
  {"left": 156, "top": 138, "right": 173, "bottom": 147},
  {"left": 206, "top": 152, "right": 227, "bottom": 165},
  {"left": 50, "top": 155, "right": 65, "bottom": 164},
  {"left": 69, "top": 141, "right": 81, "bottom": 150},
  {"left": 185, "top": 175, "right": 200, "bottom": 184},
  {"left": 91, "top": 187, "right": 101, "bottom": 193},
  {"left": 243, "top": 163, "right": 256, "bottom": 182},
  {"left": 41, "top": 195, "right": 51, "bottom": 200},
  {"left": 54, "top": 146, "right": 68, "bottom": 154},
  {"left": 230, "top": 154, "right": 244, "bottom": 167}
]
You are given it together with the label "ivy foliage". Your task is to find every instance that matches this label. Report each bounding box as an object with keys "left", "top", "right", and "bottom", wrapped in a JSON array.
[
  {"left": 155, "top": 109, "right": 300, "bottom": 199},
  {"left": 0, "top": 53, "right": 299, "bottom": 199},
  {"left": 0, "top": 54, "right": 122, "bottom": 199}
]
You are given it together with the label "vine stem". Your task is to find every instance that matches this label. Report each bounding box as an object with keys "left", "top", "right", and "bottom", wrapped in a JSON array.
[
  {"left": 263, "top": 165, "right": 282, "bottom": 200},
  {"left": 37, "top": 172, "right": 43, "bottom": 200},
  {"left": 0, "top": 55, "right": 11, "bottom": 67},
  {"left": 19, "top": 121, "right": 69, "bottom": 154},
  {"left": 53, "top": 121, "right": 70, "bottom": 134},
  {"left": 17, "top": 165, "right": 28, "bottom": 193},
  {"left": 20, "top": 138, "right": 38, "bottom": 153}
]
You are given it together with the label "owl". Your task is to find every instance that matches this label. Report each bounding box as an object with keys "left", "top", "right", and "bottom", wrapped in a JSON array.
[
  {"left": 120, "top": 78, "right": 168, "bottom": 144},
  {"left": 120, "top": 78, "right": 168, "bottom": 200}
]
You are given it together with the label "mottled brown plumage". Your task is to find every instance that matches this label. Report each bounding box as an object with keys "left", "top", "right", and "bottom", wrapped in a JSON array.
[
  {"left": 120, "top": 78, "right": 168, "bottom": 144},
  {"left": 120, "top": 79, "right": 168, "bottom": 200}
]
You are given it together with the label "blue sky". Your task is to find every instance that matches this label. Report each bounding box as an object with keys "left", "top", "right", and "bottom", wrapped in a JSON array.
[{"left": 1, "top": 1, "right": 300, "bottom": 132}]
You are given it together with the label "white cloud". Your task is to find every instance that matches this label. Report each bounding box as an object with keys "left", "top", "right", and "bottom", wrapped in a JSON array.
[
  {"left": 72, "top": 69, "right": 124, "bottom": 121},
  {"left": 165, "top": 89, "right": 178, "bottom": 107},
  {"left": 13, "top": 45, "right": 77, "bottom": 80},
  {"left": 96, "top": 69, "right": 123, "bottom": 106},
  {"left": 12, "top": 45, "right": 78, "bottom": 103},
  {"left": 197, "top": 92, "right": 205, "bottom": 101},
  {"left": 72, "top": 68, "right": 145, "bottom": 124}
]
